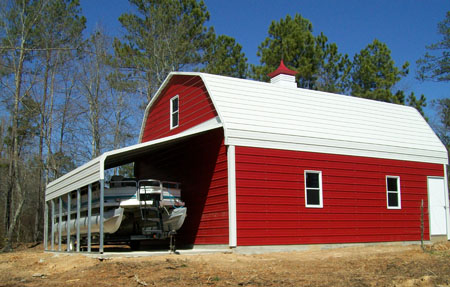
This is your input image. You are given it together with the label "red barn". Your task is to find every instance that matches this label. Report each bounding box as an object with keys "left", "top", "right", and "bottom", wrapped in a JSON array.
[
  {"left": 44, "top": 64, "right": 449, "bottom": 252},
  {"left": 134, "top": 65, "right": 449, "bottom": 247}
]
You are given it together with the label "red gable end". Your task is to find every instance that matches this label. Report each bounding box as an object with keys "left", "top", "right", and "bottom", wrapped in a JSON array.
[{"left": 141, "top": 75, "right": 218, "bottom": 142}]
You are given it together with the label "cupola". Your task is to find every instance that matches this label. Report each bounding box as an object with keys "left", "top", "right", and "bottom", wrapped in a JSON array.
[{"left": 267, "top": 60, "right": 298, "bottom": 88}]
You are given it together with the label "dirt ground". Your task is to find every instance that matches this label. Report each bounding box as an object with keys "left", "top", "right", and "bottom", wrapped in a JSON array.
[{"left": 0, "top": 241, "right": 449, "bottom": 287}]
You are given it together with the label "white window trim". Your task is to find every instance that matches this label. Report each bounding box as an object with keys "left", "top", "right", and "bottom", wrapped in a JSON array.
[
  {"left": 304, "top": 170, "right": 323, "bottom": 208},
  {"left": 386, "top": 175, "right": 401, "bottom": 210},
  {"left": 170, "top": 95, "right": 179, "bottom": 129}
]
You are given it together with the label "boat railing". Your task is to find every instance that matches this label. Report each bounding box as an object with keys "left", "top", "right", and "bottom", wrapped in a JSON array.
[{"left": 107, "top": 179, "right": 138, "bottom": 189}]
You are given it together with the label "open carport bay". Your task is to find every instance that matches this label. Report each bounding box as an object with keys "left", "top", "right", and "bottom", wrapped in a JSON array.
[{"left": 44, "top": 125, "right": 228, "bottom": 252}]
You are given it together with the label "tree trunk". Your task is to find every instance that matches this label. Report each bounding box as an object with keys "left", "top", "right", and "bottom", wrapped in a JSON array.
[
  {"left": 2, "top": 196, "right": 25, "bottom": 252},
  {"left": 34, "top": 50, "right": 51, "bottom": 243},
  {"left": 45, "top": 52, "right": 58, "bottom": 184},
  {"left": 5, "top": 10, "right": 27, "bottom": 250}
]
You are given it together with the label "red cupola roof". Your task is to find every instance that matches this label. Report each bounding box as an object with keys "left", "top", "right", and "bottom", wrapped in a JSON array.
[{"left": 267, "top": 60, "right": 297, "bottom": 78}]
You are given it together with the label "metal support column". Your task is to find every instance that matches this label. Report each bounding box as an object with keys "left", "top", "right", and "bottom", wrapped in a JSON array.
[
  {"left": 76, "top": 189, "right": 81, "bottom": 252},
  {"left": 67, "top": 193, "right": 71, "bottom": 252},
  {"left": 44, "top": 201, "right": 48, "bottom": 251},
  {"left": 58, "top": 197, "right": 62, "bottom": 251},
  {"left": 99, "top": 179, "right": 105, "bottom": 254},
  {"left": 87, "top": 184, "right": 92, "bottom": 252},
  {"left": 51, "top": 199, "right": 55, "bottom": 251}
]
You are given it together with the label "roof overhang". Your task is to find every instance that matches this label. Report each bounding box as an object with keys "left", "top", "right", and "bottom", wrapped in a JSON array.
[{"left": 45, "top": 117, "right": 222, "bottom": 201}]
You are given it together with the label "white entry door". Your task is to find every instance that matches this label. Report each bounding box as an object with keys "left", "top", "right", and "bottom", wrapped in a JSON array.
[{"left": 428, "top": 177, "right": 447, "bottom": 235}]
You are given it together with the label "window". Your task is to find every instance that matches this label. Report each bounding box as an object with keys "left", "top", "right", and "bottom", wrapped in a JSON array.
[
  {"left": 386, "top": 176, "right": 401, "bottom": 209},
  {"left": 170, "top": 95, "right": 179, "bottom": 129},
  {"left": 304, "top": 171, "right": 323, "bottom": 208}
]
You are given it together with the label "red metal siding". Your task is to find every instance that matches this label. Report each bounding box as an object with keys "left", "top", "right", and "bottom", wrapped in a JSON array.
[
  {"left": 142, "top": 75, "right": 217, "bottom": 142},
  {"left": 135, "top": 128, "right": 228, "bottom": 245},
  {"left": 235, "top": 146, "right": 444, "bottom": 246}
]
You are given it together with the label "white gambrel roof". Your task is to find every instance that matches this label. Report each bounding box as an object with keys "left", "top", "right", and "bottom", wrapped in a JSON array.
[{"left": 142, "top": 72, "right": 448, "bottom": 165}]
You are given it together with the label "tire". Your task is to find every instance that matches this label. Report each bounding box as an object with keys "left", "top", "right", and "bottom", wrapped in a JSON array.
[{"left": 129, "top": 240, "right": 140, "bottom": 251}]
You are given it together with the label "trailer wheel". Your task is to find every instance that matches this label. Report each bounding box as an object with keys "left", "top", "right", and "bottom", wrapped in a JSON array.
[{"left": 130, "top": 241, "right": 140, "bottom": 251}]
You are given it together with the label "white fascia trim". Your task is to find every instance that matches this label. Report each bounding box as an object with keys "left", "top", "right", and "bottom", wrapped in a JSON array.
[
  {"left": 227, "top": 145, "right": 237, "bottom": 247},
  {"left": 45, "top": 157, "right": 101, "bottom": 192},
  {"left": 99, "top": 153, "right": 107, "bottom": 180},
  {"left": 114, "top": 116, "right": 222, "bottom": 160},
  {"left": 225, "top": 137, "right": 448, "bottom": 165},
  {"left": 198, "top": 73, "right": 229, "bottom": 136}
]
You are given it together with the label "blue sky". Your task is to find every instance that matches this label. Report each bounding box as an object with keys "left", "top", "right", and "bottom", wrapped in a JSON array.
[{"left": 81, "top": 0, "right": 449, "bottom": 121}]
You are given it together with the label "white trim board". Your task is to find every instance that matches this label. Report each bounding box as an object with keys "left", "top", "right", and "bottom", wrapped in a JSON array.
[{"left": 227, "top": 145, "right": 237, "bottom": 247}]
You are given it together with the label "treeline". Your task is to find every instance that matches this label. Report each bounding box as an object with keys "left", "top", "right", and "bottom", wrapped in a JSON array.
[{"left": 0, "top": 0, "right": 448, "bottom": 250}]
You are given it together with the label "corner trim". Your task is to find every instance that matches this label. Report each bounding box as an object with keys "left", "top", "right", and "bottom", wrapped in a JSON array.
[{"left": 227, "top": 145, "right": 237, "bottom": 247}]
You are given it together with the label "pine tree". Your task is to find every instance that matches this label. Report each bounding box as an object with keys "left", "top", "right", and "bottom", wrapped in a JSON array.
[
  {"left": 350, "top": 39, "right": 408, "bottom": 103},
  {"left": 417, "top": 12, "right": 450, "bottom": 152},
  {"left": 417, "top": 11, "right": 450, "bottom": 82},
  {"left": 113, "top": 0, "right": 212, "bottom": 103},
  {"left": 201, "top": 33, "right": 248, "bottom": 78},
  {"left": 252, "top": 14, "right": 350, "bottom": 93}
]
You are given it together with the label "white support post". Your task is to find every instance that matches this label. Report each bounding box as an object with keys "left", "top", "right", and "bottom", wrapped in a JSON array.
[
  {"left": 58, "top": 197, "right": 62, "bottom": 251},
  {"left": 227, "top": 145, "right": 237, "bottom": 247},
  {"left": 76, "top": 189, "right": 81, "bottom": 252},
  {"left": 51, "top": 199, "right": 55, "bottom": 251},
  {"left": 67, "top": 193, "right": 71, "bottom": 252},
  {"left": 99, "top": 179, "right": 105, "bottom": 254},
  {"left": 44, "top": 201, "right": 48, "bottom": 251},
  {"left": 88, "top": 184, "right": 92, "bottom": 252}
]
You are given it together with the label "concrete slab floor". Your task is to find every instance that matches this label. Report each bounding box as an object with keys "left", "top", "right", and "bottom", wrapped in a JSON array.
[
  {"left": 86, "top": 248, "right": 231, "bottom": 259},
  {"left": 48, "top": 239, "right": 449, "bottom": 258}
]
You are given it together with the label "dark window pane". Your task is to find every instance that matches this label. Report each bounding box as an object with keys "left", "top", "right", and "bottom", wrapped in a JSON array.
[
  {"left": 307, "top": 189, "right": 320, "bottom": 205},
  {"left": 172, "top": 98, "right": 178, "bottom": 111},
  {"left": 306, "top": 173, "right": 319, "bottom": 188},
  {"left": 388, "top": 192, "right": 398, "bottom": 207},
  {"left": 387, "top": 177, "right": 398, "bottom": 191},
  {"left": 172, "top": 112, "right": 178, "bottom": 127}
]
